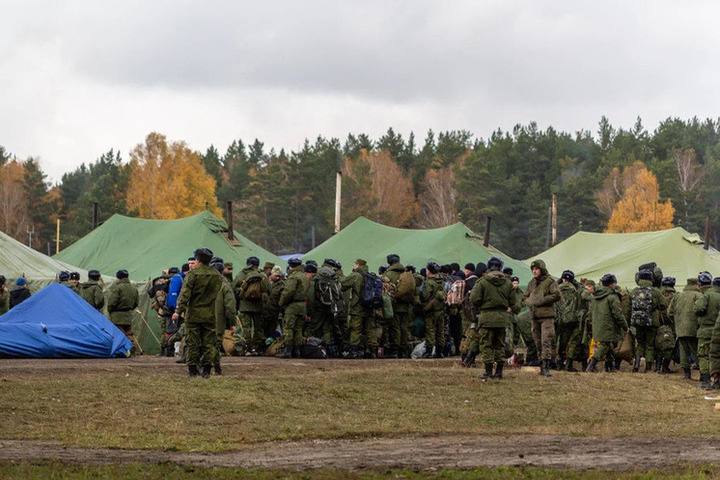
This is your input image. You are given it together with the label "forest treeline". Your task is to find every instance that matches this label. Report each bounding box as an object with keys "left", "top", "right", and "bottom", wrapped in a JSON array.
[{"left": 1, "top": 116, "right": 719, "bottom": 260}]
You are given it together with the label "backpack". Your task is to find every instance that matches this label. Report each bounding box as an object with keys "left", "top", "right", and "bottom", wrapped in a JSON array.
[
  {"left": 395, "top": 271, "right": 416, "bottom": 302},
  {"left": 299, "top": 337, "right": 328, "bottom": 359},
  {"left": 557, "top": 284, "right": 580, "bottom": 325},
  {"left": 655, "top": 324, "right": 675, "bottom": 352},
  {"left": 359, "top": 272, "right": 384, "bottom": 309},
  {"left": 630, "top": 286, "right": 654, "bottom": 327},
  {"left": 316, "top": 267, "right": 344, "bottom": 317},
  {"left": 446, "top": 279, "right": 466, "bottom": 307},
  {"left": 241, "top": 272, "right": 263, "bottom": 301}
]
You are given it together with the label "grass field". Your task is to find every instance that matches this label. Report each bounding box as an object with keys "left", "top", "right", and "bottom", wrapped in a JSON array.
[{"left": 1, "top": 357, "right": 720, "bottom": 478}]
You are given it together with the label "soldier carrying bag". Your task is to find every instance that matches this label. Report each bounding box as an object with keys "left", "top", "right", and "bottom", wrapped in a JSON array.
[
  {"left": 240, "top": 272, "right": 264, "bottom": 301},
  {"left": 395, "top": 271, "right": 416, "bottom": 302},
  {"left": 630, "top": 286, "right": 653, "bottom": 328}
]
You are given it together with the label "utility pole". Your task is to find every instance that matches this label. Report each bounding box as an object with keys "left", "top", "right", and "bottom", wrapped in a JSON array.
[
  {"left": 334, "top": 152, "right": 342, "bottom": 233},
  {"left": 56, "top": 219, "right": 61, "bottom": 254},
  {"left": 551, "top": 193, "right": 557, "bottom": 246}
]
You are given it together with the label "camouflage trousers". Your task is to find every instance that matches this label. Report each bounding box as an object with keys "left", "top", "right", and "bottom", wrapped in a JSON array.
[
  {"left": 424, "top": 311, "right": 445, "bottom": 350},
  {"left": 158, "top": 315, "right": 168, "bottom": 348},
  {"left": 512, "top": 314, "right": 538, "bottom": 362},
  {"left": 349, "top": 314, "right": 377, "bottom": 350},
  {"left": 566, "top": 323, "right": 588, "bottom": 361},
  {"left": 677, "top": 336, "right": 698, "bottom": 369},
  {"left": 635, "top": 326, "right": 658, "bottom": 364},
  {"left": 395, "top": 309, "right": 414, "bottom": 358},
  {"left": 240, "top": 312, "right": 266, "bottom": 352},
  {"left": 531, "top": 317, "right": 555, "bottom": 360},
  {"left": 308, "top": 309, "right": 334, "bottom": 345},
  {"left": 116, "top": 324, "right": 137, "bottom": 355},
  {"left": 282, "top": 313, "right": 306, "bottom": 348},
  {"left": 698, "top": 336, "right": 711, "bottom": 374},
  {"left": 478, "top": 327, "right": 506, "bottom": 365},
  {"left": 556, "top": 322, "right": 578, "bottom": 361},
  {"left": 185, "top": 322, "right": 217, "bottom": 367}
]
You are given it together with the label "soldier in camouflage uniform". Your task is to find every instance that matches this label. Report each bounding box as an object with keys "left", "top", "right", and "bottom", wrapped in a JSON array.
[
  {"left": 263, "top": 266, "right": 285, "bottom": 341},
  {"left": 69, "top": 272, "right": 82, "bottom": 294},
  {"left": 586, "top": 274, "right": 627, "bottom": 372},
  {"left": 384, "top": 254, "right": 417, "bottom": 358},
  {"left": 668, "top": 278, "right": 702, "bottom": 379},
  {"left": 341, "top": 258, "right": 377, "bottom": 359},
  {"left": 208, "top": 257, "right": 237, "bottom": 375},
  {"left": 107, "top": 269, "right": 139, "bottom": 353},
  {"left": 278, "top": 258, "right": 309, "bottom": 358},
  {"left": 421, "top": 262, "right": 447, "bottom": 358},
  {"left": 470, "top": 257, "right": 520, "bottom": 379},
  {"left": 655, "top": 276, "right": 677, "bottom": 373},
  {"left": 173, "top": 248, "right": 224, "bottom": 378},
  {"left": 524, "top": 259, "right": 561, "bottom": 377},
  {"left": 694, "top": 274, "right": 720, "bottom": 388},
  {"left": 568, "top": 279, "right": 594, "bottom": 371},
  {"left": 233, "top": 256, "right": 270, "bottom": 355},
  {"left": 556, "top": 270, "right": 581, "bottom": 371},
  {"left": 58, "top": 271, "right": 73, "bottom": 290},
  {"left": 0, "top": 275, "right": 9, "bottom": 315},
  {"left": 627, "top": 269, "right": 667, "bottom": 372},
  {"left": 80, "top": 269, "right": 105, "bottom": 311},
  {"left": 149, "top": 268, "right": 175, "bottom": 356}
]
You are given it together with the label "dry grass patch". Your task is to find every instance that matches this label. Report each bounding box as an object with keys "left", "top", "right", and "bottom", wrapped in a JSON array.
[{"left": 0, "top": 358, "right": 718, "bottom": 451}]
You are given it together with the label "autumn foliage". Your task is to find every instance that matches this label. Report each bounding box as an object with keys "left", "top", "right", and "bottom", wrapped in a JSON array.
[
  {"left": 126, "top": 133, "right": 221, "bottom": 219},
  {"left": 605, "top": 163, "right": 675, "bottom": 233}
]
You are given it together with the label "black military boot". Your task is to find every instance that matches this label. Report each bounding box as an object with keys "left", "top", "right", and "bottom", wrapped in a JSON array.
[
  {"left": 654, "top": 359, "right": 661, "bottom": 373},
  {"left": 606, "top": 352, "right": 617, "bottom": 373},
  {"left": 540, "top": 359, "right": 553, "bottom": 377},
  {"left": 166, "top": 347, "right": 175, "bottom": 357},
  {"left": 662, "top": 359, "right": 675, "bottom": 374},
  {"left": 632, "top": 355, "right": 641, "bottom": 373},
  {"left": 478, "top": 363, "right": 494, "bottom": 380},
  {"left": 614, "top": 357, "right": 622, "bottom": 370},
  {"left": 565, "top": 360, "right": 578, "bottom": 372},
  {"left": 644, "top": 360, "right": 653, "bottom": 373},
  {"left": 586, "top": 357, "right": 598, "bottom": 373},
  {"left": 493, "top": 362, "right": 504, "bottom": 379},
  {"left": 683, "top": 367, "right": 691, "bottom": 379},
  {"left": 434, "top": 345, "right": 445, "bottom": 358},
  {"left": 461, "top": 351, "right": 476, "bottom": 368},
  {"left": 156, "top": 346, "right": 166, "bottom": 357},
  {"left": 175, "top": 352, "right": 186, "bottom": 364},
  {"left": 581, "top": 358, "right": 588, "bottom": 371},
  {"left": 187, "top": 365, "right": 199, "bottom": 377},
  {"left": 699, "top": 373, "right": 711, "bottom": 389},
  {"left": 556, "top": 357, "right": 565, "bottom": 371},
  {"left": 201, "top": 364, "right": 212, "bottom": 379},
  {"left": 214, "top": 364, "right": 222, "bottom": 376}
]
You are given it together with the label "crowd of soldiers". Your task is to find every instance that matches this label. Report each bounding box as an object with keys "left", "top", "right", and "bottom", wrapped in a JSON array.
[{"left": 4, "top": 247, "right": 720, "bottom": 388}]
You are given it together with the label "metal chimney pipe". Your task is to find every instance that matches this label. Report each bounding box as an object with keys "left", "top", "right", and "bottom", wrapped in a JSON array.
[{"left": 92, "top": 202, "right": 98, "bottom": 230}]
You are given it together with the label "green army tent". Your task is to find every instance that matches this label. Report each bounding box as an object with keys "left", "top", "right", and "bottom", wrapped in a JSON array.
[
  {"left": 0, "top": 228, "right": 103, "bottom": 293},
  {"left": 53, "top": 211, "right": 284, "bottom": 354},
  {"left": 54, "top": 210, "right": 284, "bottom": 280},
  {"left": 529, "top": 227, "right": 720, "bottom": 289},
  {"left": 301, "top": 216, "right": 532, "bottom": 285}
]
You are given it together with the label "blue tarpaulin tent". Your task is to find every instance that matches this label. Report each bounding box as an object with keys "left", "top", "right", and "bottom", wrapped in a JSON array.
[{"left": 0, "top": 284, "right": 132, "bottom": 358}]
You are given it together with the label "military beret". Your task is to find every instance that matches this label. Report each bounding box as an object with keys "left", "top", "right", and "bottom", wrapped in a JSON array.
[
  {"left": 116, "top": 269, "right": 129, "bottom": 279},
  {"left": 263, "top": 261, "right": 275, "bottom": 270},
  {"left": 288, "top": 258, "right": 302, "bottom": 268},
  {"left": 304, "top": 263, "right": 318, "bottom": 273},
  {"left": 387, "top": 254, "right": 400, "bottom": 265},
  {"left": 355, "top": 258, "right": 367, "bottom": 267},
  {"left": 194, "top": 247, "right": 213, "bottom": 264},
  {"left": 427, "top": 261, "right": 440, "bottom": 274},
  {"left": 58, "top": 271, "right": 70, "bottom": 281},
  {"left": 661, "top": 276, "right": 676, "bottom": 287},
  {"left": 88, "top": 270, "right": 101, "bottom": 280},
  {"left": 699, "top": 272, "right": 713, "bottom": 285},
  {"left": 600, "top": 273, "right": 616, "bottom": 286},
  {"left": 246, "top": 256, "right": 260, "bottom": 266}
]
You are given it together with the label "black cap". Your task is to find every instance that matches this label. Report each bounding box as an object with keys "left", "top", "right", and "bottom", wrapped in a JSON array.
[
  {"left": 69, "top": 272, "right": 80, "bottom": 281},
  {"left": 304, "top": 263, "right": 318, "bottom": 273},
  {"left": 246, "top": 256, "right": 260, "bottom": 266},
  {"left": 58, "top": 271, "right": 70, "bottom": 281},
  {"left": 600, "top": 273, "right": 617, "bottom": 286},
  {"left": 475, "top": 263, "right": 487, "bottom": 276},
  {"left": 323, "top": 258, "right": 339, "bottom": 269},
  {"left": 487, "top": 257, "right": 503, "bottom": 271},
  {"left": 561, "top": 270, "right": 575, "bottom": 282},
  {"left": 699, "top": 272, "right": 713, "bottom": 285},
  {"left": 88, "top": 270, "right": 101, "bottom": 280},
  {"left": 194, "top": 247, "right": 213, "bottom": 264},
  {"left": 406, "top": 265, "right": 416, "bottom": 273},
  {"left": 502, "top": 267, "right": 513, "bottom": 276},
  {"left": 638, "top": 269, "right": 653, "bottom": 281},
  {"left": 451, "top": 262, "right": 460, "bottom": 272},
  {"left": 288, "top": 258, "right": 302, "bottom": 268},
  {"left": 305, "top": 259, "right": 318, "bottom": 267},
  {"left": 168, "top": 267, "right": 180, "bottom": 275},
  {"left": 210, "top": 256, "right": 224, "bottom": 265},
  {"left": 116, "top": 269, "right": 129, "bottom": 279},
  {"left": 510, "top": 276, "right": 519, "bottom": 283},
  {"left": 379, "top": 265, "right": 388, "bottom": 275},
  {"left": 464, "top": 263, "right": 475, "bottom": 272},
  {"left": 427, "top": 262, "right": 440, "bottom": 274},
  {"left": 661, "top": 276, "right": 676, "bottom": 287},
  {"left": 387, "top": 254, "right": 400, "bottom": 265}
]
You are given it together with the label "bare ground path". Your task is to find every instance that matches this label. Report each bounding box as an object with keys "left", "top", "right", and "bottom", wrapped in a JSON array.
[{"left": 2, "top": 435, "right": 720, "bottom": 471}]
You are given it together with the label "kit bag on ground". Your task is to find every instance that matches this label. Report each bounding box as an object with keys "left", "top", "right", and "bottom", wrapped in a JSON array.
[
  {"left": 396, "top": 271, "right": 416, "bottom": 302},
  {"left": 359, "top": 272, "right": 384, "bottom": 309},
  {"left": 629, "top": 286, "right": 653, "bottom": 327},
  {"left": 300, "top": 337, "right": 328, "bottom": 359},
  {"left": 614, "top": 330, "right": 635, "bottom": 361}
]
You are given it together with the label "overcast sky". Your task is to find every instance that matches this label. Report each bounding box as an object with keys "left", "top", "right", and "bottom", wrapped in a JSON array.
[{"left": 3, "top": 1, "right": 720, "bottom": 181}]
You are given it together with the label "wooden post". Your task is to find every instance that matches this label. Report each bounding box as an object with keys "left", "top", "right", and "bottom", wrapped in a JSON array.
[
  {"left": 56, "top": 219, "right": 60, "bottom": 254},
  {"left": 551, "top": 193, "right": 557, "bottom": 246},
  {"left": 705, "top": 215, "right": 711, "bottom": 250},
  {"left": 483, "top": 216, "right": 492, "bottom": 247},
  {"left": 227, "top": 201, "right": 234, "bottom": 241},
  {"left": 334, "top": 153, "right": 342, "bottom": 233},
  {"left": 92, "top": 202, "right": 98, "bottom": 230}
]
